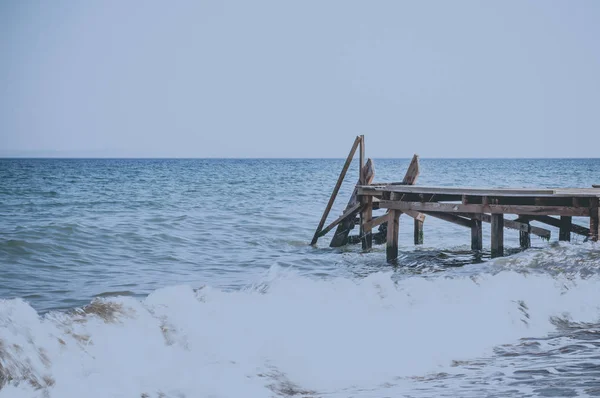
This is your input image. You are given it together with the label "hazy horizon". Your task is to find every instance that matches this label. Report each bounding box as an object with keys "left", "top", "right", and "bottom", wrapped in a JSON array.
[{"left": 2, "top": 1, "right": 599, "bottom": 158}]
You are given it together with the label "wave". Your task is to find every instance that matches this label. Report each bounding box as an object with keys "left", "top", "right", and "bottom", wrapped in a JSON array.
[{"left": 0, "top": 267, "right": 598, "bottom": 397}]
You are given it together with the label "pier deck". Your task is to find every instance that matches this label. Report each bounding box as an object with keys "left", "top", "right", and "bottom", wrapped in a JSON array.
[{"left": 311, "top": 136, "right": 599, "bottom": 263}]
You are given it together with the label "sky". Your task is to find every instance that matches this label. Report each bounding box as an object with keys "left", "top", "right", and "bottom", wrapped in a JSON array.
[{"left": 1, "top": 1, "right": 599, "bottom": 158}]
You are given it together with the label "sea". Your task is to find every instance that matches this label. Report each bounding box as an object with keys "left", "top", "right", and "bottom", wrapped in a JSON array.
[{"left": 0, "top": 158, "right": 599, "bottom": 398}]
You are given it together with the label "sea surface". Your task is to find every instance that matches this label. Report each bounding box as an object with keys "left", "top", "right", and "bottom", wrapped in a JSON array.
[{"left": 0, "top": 158, "right": 599, "bottom": 398}]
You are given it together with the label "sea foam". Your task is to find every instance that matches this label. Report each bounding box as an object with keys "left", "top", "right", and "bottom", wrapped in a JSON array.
[{"left": 0, "top": 267, "right": 598, "bottom": 397}]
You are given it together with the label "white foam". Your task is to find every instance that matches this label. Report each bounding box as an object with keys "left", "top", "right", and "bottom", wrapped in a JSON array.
[{"left": 1, "top": 268, "right": 599, "bottom": 397}]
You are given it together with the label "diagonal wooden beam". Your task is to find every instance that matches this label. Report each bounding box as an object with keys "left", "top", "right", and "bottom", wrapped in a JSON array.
[
  {"left": 318, "top": 203, "right": 363, "bottom": 238},
  {"left": 527, "top": 215, "right": 590, "bottom": 237},
  {"left": 311, "top": 136, "right": 362, "bottom": 245},
  {"left": 422, "top": 211, "right": 473, "bottom": 228}
]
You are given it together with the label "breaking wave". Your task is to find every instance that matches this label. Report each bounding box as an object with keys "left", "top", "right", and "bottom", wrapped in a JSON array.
[{"left": 0, "top": 267, "right": 599, "bottom": 397}]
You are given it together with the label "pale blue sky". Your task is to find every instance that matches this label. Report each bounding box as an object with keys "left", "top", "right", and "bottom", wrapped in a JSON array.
[{"left": 1, "top": 1, "right": 599, "bottom": 158}]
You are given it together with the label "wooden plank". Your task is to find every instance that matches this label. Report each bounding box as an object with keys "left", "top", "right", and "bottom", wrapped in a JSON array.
[
  {"left": 518, "top": 216, "right": 531, "bottom": 249},
  {"left": 330, "top": 159, "right": 375, "bottom": 247},
  {"left": 403, "top": 209, "right": 426, "bottom": 222},
  {"left": 422, "top": 211, "right": 473, "bottom": 228},
  {"left": 311, "top": 136, "right": 361, "bottom": 245},
  {"left": 559, "top": 216, "right": 572, "bottom": 242},
  {"left": 528, "top": 215, "right": 590, "bottom": 237},
  {"left": 491, "top": 214, "right": 504, "bottom": 258},
  {"left": 318, "top": 203, "right": 362, "bottom": 238},
  {"left": 378, "top": 201, "right": 590, "bottom": 217},
  {"left": 414, "top": 219, "right": 423, "bottom": 245},
  {"left": 358, "top": 185, "right": 600, "bottom": 198},
  {"left": 361, "top": 195, "right": 373, "bottom": 250},
  {"left": 471, "top": 216, "right": 483, "bottom": 251},
  {"left": 386, "top": 210, "right": 400, "bottom": 262},
  {"left": 402, "top": 154, "right": 420, "bottom": 185}
]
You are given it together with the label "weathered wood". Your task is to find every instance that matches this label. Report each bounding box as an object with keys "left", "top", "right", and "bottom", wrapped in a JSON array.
[
  {"left": 591, "top": 198, "right": 599, "bottom": 242},
  {"left": 311, "top": 136, "right": 361, "bottom": 245},
  {"left": 363, "top": 214, "right": 388, "bottom": 231},
  {"left": 361, "top": 196, "right": 373, "bottom": 250},
  {"left": 330, "top": 159, "right": 375, "bottom": 247},
  {"left": 414, "top": 219, "right": 423, "bottom": 245},
  {"left": 318, "top": 203, "right": 362, "bottom": 238},
  {"left": 377, "top": 201, "right": 591, "bottom": 217},
  {"left": 403, "top": 210, "right": 426, "bottom": 222},
  {"left": 359, "top": 135, "right": 365, "bottom": 184},
  {"left": 386, "top": 210, "right": 400, "bottom": 262},
  {"left": 422, "top": 211, "right": 473, "bottom": 228},
  {"left": 358, "top": 185, "right": 600, "bottom": 198},
  {"left": 477, "top": 214, "right": 551, "bottom": 239},
  {"left": 471, "top": 216, "right": 483, "bottom": 250},
  {"left": 518, "top": 216, "right": 531, "bottom": 249},
  {"left": 559, "top": 216, "right": 572, "bottom": 242},
  {"left": 402, "top": 154, "right": 420, "bottom": 185},
  {"left": 527, "top": 215, "right": 590, "bottom": 237},
  {"left": 491, "top": 214, "right": 504, "bottom": 258}
]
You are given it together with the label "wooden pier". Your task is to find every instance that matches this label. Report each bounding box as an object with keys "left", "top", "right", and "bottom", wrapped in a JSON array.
[{"left": 311, "top": 136, "right": 600, "bottom": 263}]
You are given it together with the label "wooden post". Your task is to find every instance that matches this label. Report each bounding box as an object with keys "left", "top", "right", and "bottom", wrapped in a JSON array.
[
  {"left": 311, "top": 136, "right": 361, "bottom": 245},
  {"left": 471, "top": 215, "right": 483, "bottom": 250},
  {"left": 386, "top": 210, "right": 400, "bottom": 263},
  {"left": 559, "top": 216, "right": 572, "bottom": 242},
  {"left": 519, "top": 216, "right": 531, "bottom": 249},
  {"left": 491, "top": 214, "right": 504, "bottom": 257},
  {"left": 413, "top": 219, "right": 423, "bottom": 245},
  {"left": 361, "top": 196, "right": 373, "bottom": 250},
  {"left": 359, "top": 135, "right": 365, "bottom": 184},
  {"left": 590, "top": 198, "right": 599, "bottom": 242}
]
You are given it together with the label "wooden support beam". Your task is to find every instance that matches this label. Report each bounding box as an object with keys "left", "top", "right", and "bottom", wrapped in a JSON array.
[
  {"left": 591, "top": 198, "right": 599, "bottom": 242},
  {"left": 361, "top": 196, "right": 373, "bottom": 250},
  {"left": 318, "top": 203, "right": 362, "bottom": 238},
  {"left": 311, "top": 136, "right": 361, "bottom": 245},
  {"left": 559, "top": 216, "right": 572, "bottom": 242},
  {"left": 518, "top": 216, "right": 531, "bottom": 249},
  {"left": 386, "top": 210, "right": 400, "bottom": 263},
  {"left": 330, "top": 159, "right": 375, "bottom": 247},
  {"left": 359, "top": 135, "right": 365, "bottom": 184},
  {"left": 403, "top": 209, "right": 426, "bottom": 222},
  {"left": 414, "top": 219, "right": 423, "bottom": 245},
  {"left": 402, "top": 154, "right": 420, "bottom": 185},
  {"left": 363, "top": 214, "right": 389, "bottom": 231},
  {"left": 378, "top": 201, "right": 590, "bottom": 217},
  {"left": 527, "top": 215, "right": 589, "bottom": 237},
  {"left": 491, "top": 214, "right": 504, "bottom": 258},
  {"left": 478, "top": 214, "right": 551, "bottom": 240},
  {"left": 422, "top": 211, "right": 473, "bottom": 228},
  {"left": 471, "top": 216, "right": 483, "bottom": 251}
]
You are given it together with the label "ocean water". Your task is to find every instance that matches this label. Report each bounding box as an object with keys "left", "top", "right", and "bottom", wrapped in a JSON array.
[{"left": 0, "top": 158, "right": 599, "bottom": 397}]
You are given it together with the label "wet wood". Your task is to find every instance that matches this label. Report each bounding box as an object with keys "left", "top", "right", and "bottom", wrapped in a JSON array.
[
  {"left": 528, "top": 215, "right": 590, "bottom": 237},
  {"left": 363, "top": 214, "right": 389, "bottom": 231},
  {"left": 311, "top": 136, "right": 361, "bottom": 245},
  {"left": 330, "top": 159, "right": 374, "bottom": 247},
  {"left": 518, "top": 216, "right": 531, "bottom": 249},
  {"left": 477, "top": 214, "right": 551, "bottom": 239},
  {"left": 414, "top": 219, "right": 423, "bottom": 245},
  {"left": 386, "top": 210, "right": 400, "bottom": 262},
  {"left": 559, "top": 216, "right": 572, "bottom": 242},
  {"left": 491, "top": 214, "right": 504, "bottom": 258},
  {"left": 422, "top": 212, "right": 473, "bottom": 228},
  {"left": 318, "top": 203, "right": 362, "bottom": 238},
  {"left": 361, "top": 195, "right": 373, "bottom": 250},
  {"left": 591, "top": 198, "right": 599, "bottom": 242},
  {"left": 471, "top": 215, "right": 483, "bottom": 250}
]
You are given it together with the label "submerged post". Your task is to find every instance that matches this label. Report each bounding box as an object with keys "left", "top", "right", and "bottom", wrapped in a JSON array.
[
  {"left": 491, "top": 214, "right": 504, "bottom": 257},
  {"left": 591, "top": 198, "right": 599, "bottom": 242},
  {"left": 471, "top": 215, "right": 483, "bottom": 250},
  {"left": 361, "top": 196, "right": 373, "bottom": 250},
  {"left": 519, "top": 216, "right": 531, "bottom": 249},
  {"left": 559, "top": 216, "right": 572, "bottom": 242},
  {"left": 413, "top": 219, "right": 423, "bottom": 245},
  {"left": 386, "top": 210, "right": 400, "bottom": 262}
]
